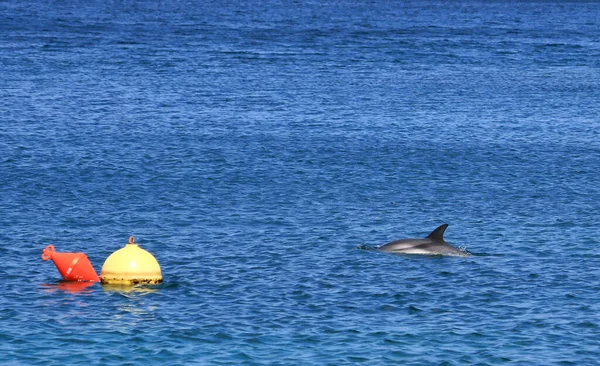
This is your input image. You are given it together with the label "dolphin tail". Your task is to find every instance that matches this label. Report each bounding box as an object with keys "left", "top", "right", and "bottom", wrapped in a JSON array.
[{"left": 426, "top": 224, "right": 449, "bottom": 241}]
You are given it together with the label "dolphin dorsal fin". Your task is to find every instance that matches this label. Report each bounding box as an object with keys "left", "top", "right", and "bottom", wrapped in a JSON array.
[{"left": 426, "top": 224, "right": 449, "bottom": 241}]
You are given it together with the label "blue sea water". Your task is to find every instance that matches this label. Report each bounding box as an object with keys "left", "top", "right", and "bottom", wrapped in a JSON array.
[{"left": 2, "top": 0, "right": 600, "bottom": 364}]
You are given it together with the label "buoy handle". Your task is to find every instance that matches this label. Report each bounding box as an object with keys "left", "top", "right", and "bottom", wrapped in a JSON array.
[
  {"left": 41, "top": 245, "right": 55, "bottom": 261},
  {"left": 128, "top": 236, "right": 136, "bottom": 244}
]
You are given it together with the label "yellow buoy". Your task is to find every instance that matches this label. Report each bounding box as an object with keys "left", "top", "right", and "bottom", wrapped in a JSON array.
[{"left": 100, "top": 236, "right": 163, "bottom": 285}]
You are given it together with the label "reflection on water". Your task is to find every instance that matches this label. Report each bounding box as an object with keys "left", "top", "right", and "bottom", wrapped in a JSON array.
[
  {"left": 39, "top": 281, "right": 163, "bottom": 332},
  {"left": 40, "top": 281, "right": 97, "bottom": 294},
  {"left": 40, "top": 281, "right": 163, "bottom": 295},
  {"left": 103, "top": 284, "right": 163, "bottom": 328},
  {"left": 101, "top": 283, "right": 161, "bottom": 296}
]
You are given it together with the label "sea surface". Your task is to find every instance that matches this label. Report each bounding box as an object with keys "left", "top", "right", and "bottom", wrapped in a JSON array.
[{"left": 2, "top": 0, "right": 600, "bottom": 364}]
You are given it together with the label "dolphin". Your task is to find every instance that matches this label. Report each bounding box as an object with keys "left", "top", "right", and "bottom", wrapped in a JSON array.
[{"left": 378, "top": 224, "right": 470, "bottom": 256}]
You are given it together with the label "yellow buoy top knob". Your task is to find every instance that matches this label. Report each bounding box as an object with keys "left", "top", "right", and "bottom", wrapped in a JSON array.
[{"left": 100, "top": 236, "right": 163, "bottom": 285}]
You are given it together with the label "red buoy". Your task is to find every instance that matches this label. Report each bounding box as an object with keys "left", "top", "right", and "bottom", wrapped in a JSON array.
[{"left": 41, "top": 245, "right": 100, "bottom": 282}]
